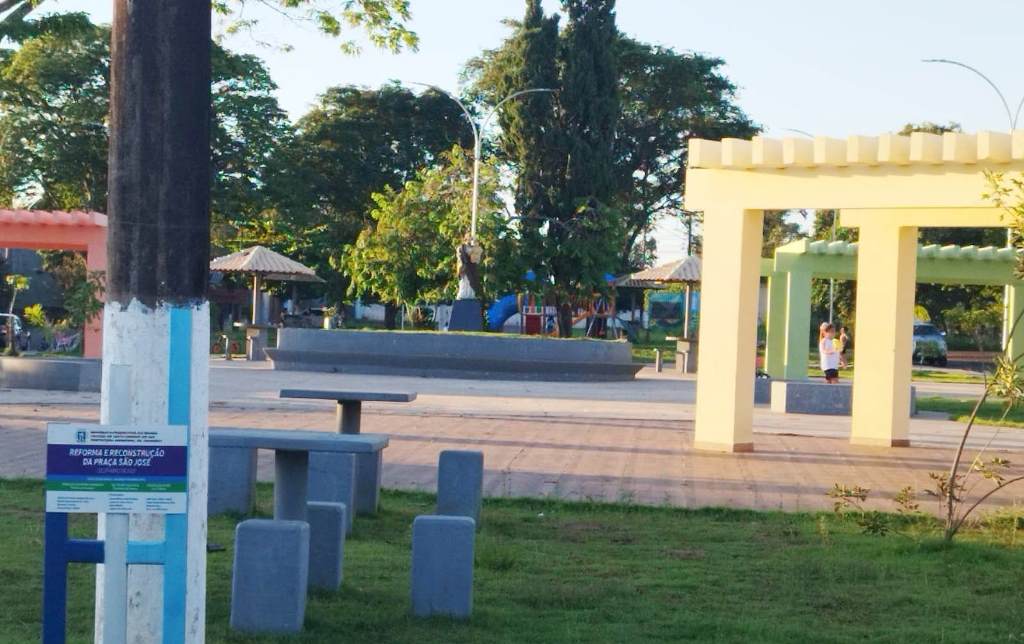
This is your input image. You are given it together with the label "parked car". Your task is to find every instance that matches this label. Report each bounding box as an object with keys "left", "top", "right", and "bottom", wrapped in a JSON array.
[
  {"left": 0, "top": 313, "right": 28, "bottom": 351},
  {"left": 912, "top": 322, "right": 948, "bottom": 366}
]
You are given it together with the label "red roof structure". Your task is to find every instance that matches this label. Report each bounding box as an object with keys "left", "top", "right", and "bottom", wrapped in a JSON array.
[{"left": 0, "top": 209, "right": 107, "bottom": 357}]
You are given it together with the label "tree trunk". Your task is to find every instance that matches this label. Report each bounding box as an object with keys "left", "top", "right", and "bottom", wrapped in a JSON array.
[
  {"left": 384, "top": 302, "right": 398, "bottom": 329},
  {"left": 556, "top": 299, "right": 574, "bottom": 338}
]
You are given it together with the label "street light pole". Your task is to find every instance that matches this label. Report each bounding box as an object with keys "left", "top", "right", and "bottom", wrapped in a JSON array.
[
  {"left": 923, "top": 58, "right": 1020, "bottom": 346},
  {"left": 410, "top": 83, "right": 553, "bottom": 240}
]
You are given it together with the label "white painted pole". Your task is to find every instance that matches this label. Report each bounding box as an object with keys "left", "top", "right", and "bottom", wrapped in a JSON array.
[
  {"left": 95, "top": 364, "right": 131, "bottom": 644},
  {"left": 470, "top": 135, "right": 481, "bottom": 239},
  {"left": 407, "top": 83, "right": 552, "bottom": 243}
]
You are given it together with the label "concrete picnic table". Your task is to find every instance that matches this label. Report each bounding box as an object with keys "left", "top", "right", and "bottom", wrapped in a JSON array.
[
  {"left": 278, "top": 389, "right": 417, "bottom": 434},
  {"left": 209, "top": 427, "right": 388, "bottom": 519}
]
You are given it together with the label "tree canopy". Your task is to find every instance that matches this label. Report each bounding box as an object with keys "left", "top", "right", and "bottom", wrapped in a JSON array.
[
  {"left": 248, "top": 83, "right": 475, "bottom": 301},
  {"left": 0, "top": 12, "right": 291, "bottom": 227},
  {"left": 466, "top": 0, "right": 758, "bottom": 297},
  {"left": 345, "top": 146, "right": 521, "bottom": 306}
]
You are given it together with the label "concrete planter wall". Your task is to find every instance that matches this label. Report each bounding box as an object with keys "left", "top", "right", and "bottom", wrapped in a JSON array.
[
  {"left": 0, "top": 356, "right": 101, "bottom": 392},
  {"left": 770, "top": 380, "right": 917, "bottom": 416},
  {"left": 266, "top": 328, "right": 642, "bottom": 382}
]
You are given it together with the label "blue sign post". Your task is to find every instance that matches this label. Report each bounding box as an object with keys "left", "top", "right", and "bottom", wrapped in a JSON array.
[{"left": 42, "top": 422, "right": 188, "bottom": 644}]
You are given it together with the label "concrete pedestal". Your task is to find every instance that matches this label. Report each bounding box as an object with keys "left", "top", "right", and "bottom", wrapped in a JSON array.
[
  {"left": 231, "top": 520, "right": 309, "bottom": 634},
  {"left": 448, "top": 298, "right": 482, "bottom": 332},
  {"left": 307, "top": 502, "right": 347, "bottom": 591},
  {"left": 410, "top": 515, "right": 475, "bottom": 619},
  {"left": 437, "top": 450, "right": 484, "bottom": 525}
]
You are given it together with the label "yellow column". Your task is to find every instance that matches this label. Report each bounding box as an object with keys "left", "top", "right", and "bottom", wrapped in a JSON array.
[
  {"left": 849, "top": 221, "right": 918, "bottom": 447},
  {"left": 694, "top": 208, "right": 764, "bottom": 452}
]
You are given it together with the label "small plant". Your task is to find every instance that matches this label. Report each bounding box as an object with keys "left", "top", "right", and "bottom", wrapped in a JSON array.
[
  {"left": 826, "top": 484, "right": 890, "bottom": 536},
  {"left": 4, "top": 274, "right": 29, "bottom": 356},
  {"left": 61, "top": 270, "right": 104, "bottom": 330}
]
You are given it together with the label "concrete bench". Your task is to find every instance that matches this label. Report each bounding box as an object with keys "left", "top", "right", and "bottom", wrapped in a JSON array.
[
  {"left": 279, "top": 388, "right": 417, "bottom": 434},
  {"left": 770, "top": 381, "right": 917, "bottom": 416},
  {"left": 208, "top": 428, "right": 389, "bottom": 518}
]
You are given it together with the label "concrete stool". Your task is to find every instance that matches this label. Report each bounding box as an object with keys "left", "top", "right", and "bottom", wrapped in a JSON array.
[
  {"left": 307, "top": 501, "right": 347, "bottom": 590},
  {"left": 355, "top": 451, "right": 383, "bottom": 515},
  {"left": 410, "top": 515, "right": 475, "bottom": 619},
  {"left": 208, "top": 446, "right": 256, "bottom": 515},
  {"left": 308, "top": 452, "right": 356, "bottom": 535},
  {"left": 436, "top": 450, "right": 484, "bottom": 525},
  {"left": 231, "top": 519, "right": 309, "bottom": 634}
]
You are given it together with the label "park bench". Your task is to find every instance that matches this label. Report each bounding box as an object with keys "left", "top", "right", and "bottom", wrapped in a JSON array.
[
  {"left": 279, "top": 388, "right": 417, "bottom": 434},
  {"left": 208, "top": 427, "right": 389, "bottom": 518}
]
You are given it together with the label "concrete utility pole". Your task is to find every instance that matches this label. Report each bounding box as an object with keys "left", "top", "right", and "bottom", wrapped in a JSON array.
[{"left": 96, "top": 2, "right": 212, "bottom": 642}]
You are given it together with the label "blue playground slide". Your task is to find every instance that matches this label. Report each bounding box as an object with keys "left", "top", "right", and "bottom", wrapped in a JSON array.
[{"left": 487, "top": 294, "right": 519, "bottom": 331}]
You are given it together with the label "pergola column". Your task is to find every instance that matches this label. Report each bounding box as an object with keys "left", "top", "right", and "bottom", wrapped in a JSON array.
[
  {"left": 83, "top": 237, "right": 106, "bottom": 359},
  {"left": 693, "top": 207, "right": 763, "bottom": 452},
  {"left": 1006, "top": 282, "right": 1024, "bottom": 362},
  {"left": 763, "top": 271, "right": 786, "bottom": 378},
  {"left": 850, "top": 221, "right": 918, "bottom": 447},
  {"left": 782, "top": 269, "right": 813, "bottom": 380}
]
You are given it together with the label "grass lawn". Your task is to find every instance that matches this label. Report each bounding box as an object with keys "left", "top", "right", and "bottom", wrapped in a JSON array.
[
  {"left": 802, "top": 364, "right": 987, "bottom": 385},
  {"left": 917, "top": 396, "right": 1024, "bottom": 428},
  {"left": 4, "top": 479, "right": 1024, "bottom": 642}
]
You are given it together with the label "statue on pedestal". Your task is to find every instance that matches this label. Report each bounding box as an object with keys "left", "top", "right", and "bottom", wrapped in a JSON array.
[
  {"left": 449, "top": 235, "right": 484, "bottom": 331},
  {"left": 456, "top": 236, "right": 483, "bottom": 300}
]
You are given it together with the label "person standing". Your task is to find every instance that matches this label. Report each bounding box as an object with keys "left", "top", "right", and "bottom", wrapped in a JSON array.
[
  {"left": 819, "top": 322, "right": 841, "bottom": 383},
  {"left": 838, "top": 326, "right": 850, "bottom": 368}
]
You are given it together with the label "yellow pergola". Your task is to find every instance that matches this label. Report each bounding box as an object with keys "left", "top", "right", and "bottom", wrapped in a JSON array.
[{"left": 685, "top": 131, "right": 1023, "bottom": 452}]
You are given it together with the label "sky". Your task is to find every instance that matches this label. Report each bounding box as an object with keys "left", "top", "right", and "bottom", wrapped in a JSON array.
[{"left": 55, "top": 0, "right": 1024, "bottom": 263}]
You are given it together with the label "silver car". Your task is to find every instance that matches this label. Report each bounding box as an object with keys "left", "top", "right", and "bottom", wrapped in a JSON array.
[{"left": 912, "top": 322, "right": 948, "bottom": 367}]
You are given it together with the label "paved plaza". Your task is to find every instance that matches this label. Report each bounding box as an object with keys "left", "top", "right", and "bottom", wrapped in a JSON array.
[{"left": 2, "top": 361, "right": 1022, "bottom": 513}]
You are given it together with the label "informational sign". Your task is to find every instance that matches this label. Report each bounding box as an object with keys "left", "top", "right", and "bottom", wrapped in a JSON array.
[{"left": 46, "top": 423, "right": 187, "bottom": 514}]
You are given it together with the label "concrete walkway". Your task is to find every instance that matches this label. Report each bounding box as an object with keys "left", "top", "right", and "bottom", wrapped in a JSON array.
[{"left": 2, "top": 362, "right": 1021, "bottom": 514}]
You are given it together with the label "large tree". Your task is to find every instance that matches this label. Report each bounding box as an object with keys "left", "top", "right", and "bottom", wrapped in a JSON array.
[
  {"left": 0, "top": 12, "right": 291, "bottom": 227},
  {"left": 0, "top": 0, "right": 418, "bottom": 53},
  {"left": 469, "top": 0, "right": 623, "bottom": 336},
  {"left": 252, "top": 83, "right": 474, "bottom": 301},
  {"left": 612, "top": 37, "right": 757, "bottom": 271},
  {"left": 346, "top": 146, "right": 522, "bottom": 307}
]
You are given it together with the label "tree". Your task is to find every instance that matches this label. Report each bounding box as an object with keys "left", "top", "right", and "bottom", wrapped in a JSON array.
[
  {"left": 943, "top": 302, "right": 1002, "bottom": 352},
  {"left": 469, "top": 0, "right": 623, "bottom": 336},
  {"left": 346, "top": 147, "right": 522, "bottom": 308},
  {"left": 0, "top": 0, "right": 419, "bottom": 55},
  {"left": 0, "top": 13, "right": 108, "bottom": 210},
  {"left": 4, "top": 273, "right": 28, "bottom": 355},
  {"left": 0, "top": 13, "right": 291, "bottom": 224},
  {"left": 894, "top": 123, "right": 1006, "bottom": 334},
  {"left": 252, "top": 83, "right": 474, "bottom": 302},
  {"left": 612, "top": 38, "right": 757, "bottom": 271}
]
